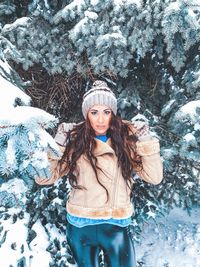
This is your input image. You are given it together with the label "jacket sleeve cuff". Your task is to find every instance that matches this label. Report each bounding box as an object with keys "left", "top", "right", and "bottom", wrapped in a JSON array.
[
  {"left": 136, "top": 138, "right": 160, "bottom": 156},
  {"left": 48, "top": 145, "right": 65, "bottom": 160}
]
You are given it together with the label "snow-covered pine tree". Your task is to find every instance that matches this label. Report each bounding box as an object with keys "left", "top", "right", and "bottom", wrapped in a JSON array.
[
  {"left": 0, "top": 0, "right": 199, "bottom": 220},
  {"left": 0, "top": 58, "right": 74, "bottom": 266},
  {"left": 0, "top": 58, "right": 60, "bottom": 184},
  {"left": 0, "top": 0, "right": 200, "bottom": 266}
]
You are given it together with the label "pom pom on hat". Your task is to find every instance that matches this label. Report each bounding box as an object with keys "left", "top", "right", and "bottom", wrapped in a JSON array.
[{"left": 82, "top": 80, "right": 117, "bottom": 119}]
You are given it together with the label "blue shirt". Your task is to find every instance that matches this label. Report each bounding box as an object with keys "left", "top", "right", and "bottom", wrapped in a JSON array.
[{"left": 67, "top": 134, "right": 132, "bottom": 228}]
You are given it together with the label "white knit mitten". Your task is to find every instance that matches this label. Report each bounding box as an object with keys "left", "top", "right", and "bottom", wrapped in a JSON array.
[
  {"left": 132, "top": 121, "right": 152, "bottom": 141},
  {"left": 54, "top": 122, "right": 75, "bottom": 146}
]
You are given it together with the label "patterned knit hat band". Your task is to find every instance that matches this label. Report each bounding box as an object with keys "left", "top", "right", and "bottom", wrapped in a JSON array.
[{"left": 82, "top": 80, "right": 117, "bottom": 119}]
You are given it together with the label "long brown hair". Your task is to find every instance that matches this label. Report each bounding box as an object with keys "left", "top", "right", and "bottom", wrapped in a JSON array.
[{"left": 58, "top": 113, "right": 143, "bottom": 199}]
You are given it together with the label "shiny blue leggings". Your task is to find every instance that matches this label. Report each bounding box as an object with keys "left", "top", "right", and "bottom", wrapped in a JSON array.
[{"left": 66, "top": 223, "right": 136, "bottom": 267}]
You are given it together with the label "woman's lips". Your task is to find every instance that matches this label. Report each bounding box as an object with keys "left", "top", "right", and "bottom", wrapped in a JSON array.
[{"left": 96, "top": 126, "right": 105, "bottom": 128}]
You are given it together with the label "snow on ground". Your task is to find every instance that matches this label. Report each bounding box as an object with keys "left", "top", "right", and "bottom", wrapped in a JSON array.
[
  {"left": 135, "top": 207, "right": 200, "bottom": 267},
  {"left": 0, "top": 208, "right": 32, "bottom": 267},
  {"left": 0, "top": 206, "right": 199, "bottom": 266}
]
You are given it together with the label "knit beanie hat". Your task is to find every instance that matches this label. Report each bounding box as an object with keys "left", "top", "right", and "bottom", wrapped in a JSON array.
[{"left": 82, "top": 80, "right": 117, "bottom": 119}]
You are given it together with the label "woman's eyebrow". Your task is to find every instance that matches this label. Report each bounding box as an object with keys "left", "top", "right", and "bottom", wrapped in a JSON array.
[{"left": 90, "top": 108, "right": 111, "bottom": 111}]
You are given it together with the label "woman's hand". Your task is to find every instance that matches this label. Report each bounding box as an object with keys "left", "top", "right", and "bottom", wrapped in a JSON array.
[
  {"left": 54, "top": 122, "right": 75, "bottom": 146},
  {"left": 132, "top": 121, "right": 152, "bottom": 141}
]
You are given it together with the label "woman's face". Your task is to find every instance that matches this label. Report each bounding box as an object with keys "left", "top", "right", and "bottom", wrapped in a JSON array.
[{"left": 87, "top": 105, "right": 112, "bottom": 135}]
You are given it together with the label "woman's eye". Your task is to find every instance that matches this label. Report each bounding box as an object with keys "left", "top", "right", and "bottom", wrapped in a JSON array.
[
  {"left": 91, "top": 111, "right": 97, "bottom": 115},
  {"left": 104, "top": 110, "right": 111, "bottom": 115}
]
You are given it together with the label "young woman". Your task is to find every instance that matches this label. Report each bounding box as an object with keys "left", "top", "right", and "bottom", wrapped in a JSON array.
[{"left": 36, "top": 80, "right": 163, "bottom": 267}]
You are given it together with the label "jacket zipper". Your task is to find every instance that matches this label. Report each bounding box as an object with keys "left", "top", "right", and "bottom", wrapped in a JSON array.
[{"left": 111, "top": 159, "right": 119, "bottom": 211}]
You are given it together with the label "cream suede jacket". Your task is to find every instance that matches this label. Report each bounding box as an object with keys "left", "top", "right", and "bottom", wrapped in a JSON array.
[{"left": 36, "top": 122, "right": 163, "bottom": 219}]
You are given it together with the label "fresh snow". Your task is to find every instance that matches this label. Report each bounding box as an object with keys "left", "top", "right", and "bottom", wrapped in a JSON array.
[
  {"left": 161, "top": 99, "right": 176, "bottom": 116},
  {"left": 0, "top": 59, "right": 11, "bottom": 75},
  {"left": 165, "top": 0, "right": 200, "bottom": 27},
  {"left": 84, "top": 10, "right": 98, "bottom": 20},
  {"left": 0, "top": 75, "right": 30, "bottom": 108},
  {"left": 183, "top": 133, "right": 196, "bottom": 142},
  {"left": 179, "top": 100, "right": 200, "bottom": 121},
  {"left": 131, "top": 113, "right": 149, "bottom": 123},
  {"left": 0, "top": 106, "right": 56, "bottom": 126},
  {"left": 135, "top": 207, "right": 200, "bottom": 267},
  {"left": 0, "top": 212, "right": 32, "bottom": 267},
  {"left": 165, "top": 2, "right": 180, "bottom": 13},
  {"left": 194, "top": 123, "right": 200, "bottom": 131},
  {"left": 96, "top": 32, "right": 127, "bottom": 47},
  {"left": 90, "top": 0, "right": 100, "bottom": 6},
  {"left": 0, "top": 204, "right": 199, "bottom": 267},
  {"left": 28, "top": 150, "right": 49, "bottom": 169},
  {"left": 0, "top": 178, "right": 200, "bottom": 267},
  {"left": 44, "top": 0, "right": 50, "bottom": 9},
  {"left": 114, "top": 0, "right": 142, "bottom": 7},
  {"left": 0, "top": 70, "right": 60, "bottom": 179},
  {"left": 58, "top": 0, "right": 85, "bottom": 16},
  {"left": 0, "top": 175, "right": 198, "bottom": 267},
  {"left": 0, "top": 178, "right": 28, "bottom": 205},
  {"left": 70, "top": 17, "right": 88, "bottom": 38},
  {"left": 53, "top": 0, "right": 86, "bottom": 24},
  {"left": 192, "top": 69, "right": 200, "bottom": 88},
  {"left": 2, "top": 17, "right": 31, "bottom": 32},
  {"left": 29, "top": 220, "right": 51, "bottom": 251},
  {"left": 5, "top": 139, "right": 16, "bottom": 166}
]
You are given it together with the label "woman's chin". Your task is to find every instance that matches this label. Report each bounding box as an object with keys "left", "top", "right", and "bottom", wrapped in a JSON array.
[{"left": 95, "top": 129, "right": 107, "bottom": 135}]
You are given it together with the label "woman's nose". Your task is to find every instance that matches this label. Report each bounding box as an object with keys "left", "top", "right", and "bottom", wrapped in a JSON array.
[{"left": 97, "top": 114, "right": 104, "bottom": 123}]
